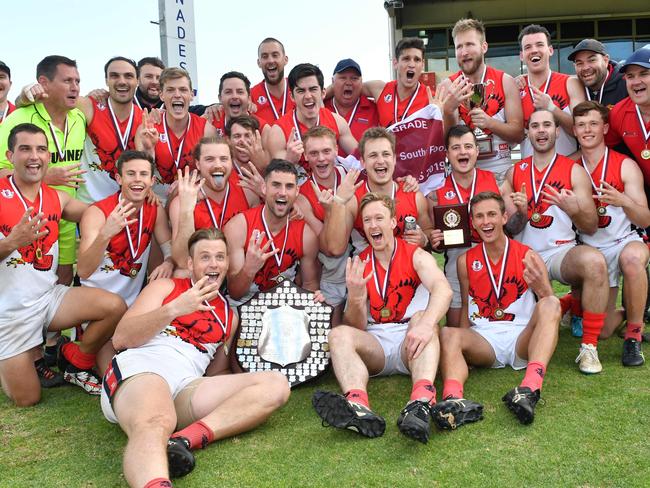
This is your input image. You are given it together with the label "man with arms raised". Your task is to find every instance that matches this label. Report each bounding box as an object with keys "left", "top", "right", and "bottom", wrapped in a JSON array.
[
  {"left": 0, "top": 55, "right": 87, "bottom": 285},
  {"left": 321, "top": 127, "right": 433, "bottom": 256},
  {"left": 102, "top": 228, "right": 290, "bottom": 486},
  {"left": 440, "top": 18, "right": 524, "bottom": 183},
  {"left": 77, "top": 150, "right": 174, "bottom": 306},
  {"left": 169, "top": 137, "right": 260, "bottom": 268},
  {"left": 0, "top": 124, "right": 125, "bottom": 403},
  {"left": 223, "top": 159, "right": 320, "bottom": 304},
  {"left": 324, "top": 59, "right": 378, "bottom": 143},
  {"left": 313, "top": 193, "right": 451, "bottom": 443},
  {"left": 518, "top": 24, "right": 585, "bottom": 158},
  {"left": 431, "top": 125, "right": 500, "bottom": 326},
  {"left": 267, "top": 63, "right": 357, "bottom": 177},
  {"left": 433, "top": 192, "right": 560, "bottom": 428},
  {"left": 250, "top": 37, "right": 294, "bottom": 125},
  {"left": 573, "top": 101, "right": 650, "bottom": 366},
  {"left": 502, "top": 108, "right": 609, "bottom": 374}
]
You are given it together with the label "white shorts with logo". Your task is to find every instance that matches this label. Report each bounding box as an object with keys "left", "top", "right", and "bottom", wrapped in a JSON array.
[
  {"left": 597, "top": 234, "right": 645, "bottom": 287},
  {"left": 539, "top": 243, "right": 575, "bottom": 284},
  {"left": 367, "top": 322, "right": 409, "bottom": 377},
  {"left": 471, "top": 322, "right": 528, "bottom": 370},
  {"left": 0, "top": 284, "right": 69, "bottom": 361}
]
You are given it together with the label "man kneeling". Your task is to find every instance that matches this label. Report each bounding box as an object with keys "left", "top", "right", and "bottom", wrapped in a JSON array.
[
  {"left": 433, "top": 192, "right": 560, "bottom": 428},
  {"left": 313, "top": 193, "right": 451, "bottom": 443},
  {"left": 101, "top": 229, "right": 290, "bottom": 487}
]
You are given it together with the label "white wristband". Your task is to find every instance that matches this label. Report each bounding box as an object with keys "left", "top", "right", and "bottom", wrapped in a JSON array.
[{"left": 547, "top": 100, "right": 556, "bottom": 112}]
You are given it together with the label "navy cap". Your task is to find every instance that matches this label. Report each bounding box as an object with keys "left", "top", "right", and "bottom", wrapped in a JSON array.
[
  {"left": 333, "top": 58, "right": 362, "bottom": 76},
  {"left": 567, "top": 39, "right": 607, "bottom": 61},
  {"left": 0, "top": 61, "right": 9, "bottom": 78},
  {"left": 619, "top": 46, "right": 650, "bottom": 73}
]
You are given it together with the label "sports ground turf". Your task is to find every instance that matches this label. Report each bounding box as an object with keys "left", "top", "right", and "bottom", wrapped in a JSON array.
[{"left": 2, "top": 283, "right": 650, "bottom": 487}]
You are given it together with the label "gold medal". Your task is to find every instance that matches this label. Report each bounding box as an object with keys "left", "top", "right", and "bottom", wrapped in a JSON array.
[
  {"left": 531, "top": 212, "right": 541, "bottom": 223},
  {"left": 597, "top": 206, "right": 607, "bottom": 216},
  {"left": 129, "top": 268, "right": 138, "bottom": 278},
  {"left": 494, "top": 308, "right": 505, "bottom": 319},
  {"left": 35, "top": 247, "right": 43, "bottom": 260},
  {"left": 642, "top": 149, "right": 650, "bottom": 160},
  {"left": 381, "top": 308, "right": 391, "bottom": 318}
]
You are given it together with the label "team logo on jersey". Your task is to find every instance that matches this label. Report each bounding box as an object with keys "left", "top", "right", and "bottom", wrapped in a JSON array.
[
  {"left": 159, "top": 133, "right": 168, "bottom": 143},
  {"left": 96, "top": 102, "right": 106, "bottom": 111},
  {"left": 1, "top": 189, "right": 13, "bottom": 199},
  {"left": 519, "top": 89, "right": 527, "bottom": 99},
  {"left": 519, "top": 162, "right": 528, "bottom": 170},
  {"left": 257, "top": 95, "right": 267, "bottom": 105},
  {"left": 384, "top": 93, "right": 392, "bottom": 103},
  {"left": 472, "top": 260, "right": 483, "bottom": 272},
  {"left": 444, "top": 190, "right": 456, "bottom": 201}
]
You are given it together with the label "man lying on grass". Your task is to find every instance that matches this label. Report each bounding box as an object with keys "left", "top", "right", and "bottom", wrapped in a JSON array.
[
  {"left": 101, "top": 228, "right": 290, "bottom": 487},
  {"left": 432, "top": 192, "right": 561, "bottom": 429}
]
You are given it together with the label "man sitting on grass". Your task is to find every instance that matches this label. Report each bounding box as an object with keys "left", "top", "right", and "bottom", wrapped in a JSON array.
[
  {"left": 101, "top": 228, "right": 290, "bottom": 487},
  {"left": 312, "top": 193, "right": 451, "bottom": 444},
  {"left": 432, "top": 192, "right": 561, "bottom": 429}
]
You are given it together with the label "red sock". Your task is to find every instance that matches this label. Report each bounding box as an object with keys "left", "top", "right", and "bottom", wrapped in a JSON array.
[
  {"left": 520, "top": 361, "right": 546, "bottom": 392},
  {"left": 442, "top": 379, "right": 464, "bottom": 400},
  {"left": 144, "top": 479, "right": 172, "bottom": 488},
  {"left": 559, "top": 293, "right": 573, "bottom": 316},
  {"left": 61, "top": 342, "right": 96, "bottom": 370},
  {"left": 582, "top": 311, "right": 606, "bottom": 346},
  {"left": 625, "top": 322, "right": 644, "bottom": 342},
  {"left": 345, "top": 389, "right": 369, "bottom": 408},
  {"left": 571, "top": 296, "right": 583, "bottom": 318},
  {"left": 172, "top": 420, "right": 214, "bottom": 450},
  {"left": 410, "top": 379, "right": 436, "bottom": 404}
]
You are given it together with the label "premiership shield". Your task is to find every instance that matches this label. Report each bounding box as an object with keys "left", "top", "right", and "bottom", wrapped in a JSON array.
[{"left": 235, "top": 280, "right": 332, "bottom": 387}]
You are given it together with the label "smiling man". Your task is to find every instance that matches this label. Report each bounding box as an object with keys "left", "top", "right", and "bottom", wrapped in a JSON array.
[
  {"left": 134, "top": 57, "right": 165, "bottom": 111},
  {"left": 0, "top": 61, "right": 15, "bottom": 124}
]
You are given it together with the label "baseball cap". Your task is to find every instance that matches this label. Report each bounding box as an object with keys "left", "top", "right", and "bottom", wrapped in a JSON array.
[
  {"left": 618, "top": 46, "right": 650, "bottom": 73},
  {"left": 567, "top": 39, "right": 607, "bottom": 61},
  {"left": 333, "top": 59, "right": 362, "bottom": 76},
  {"left": 0, "top": 61, "right": 10, "bottom": 78}
]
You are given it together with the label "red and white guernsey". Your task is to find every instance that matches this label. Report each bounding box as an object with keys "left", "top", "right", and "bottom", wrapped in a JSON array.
[
  {"left": 250, "top": 79, "right": 295, "bottom": 125},
  {"left": 0, "top": 177, "right": 61, "bottom": 316},
  {"left": 376, "top": 81, "right": 429, "bottom": 128},
  {"left": 193, "top": 172, "right": 252, "bottom": 230},
  {"left": 512, "top": 154, "right": 576, "bottom": 255},
  {"left": 520, "top": 72, "right": 577, "bottom": 158},
  {"left": 466, "top": 238, "right": 536, "bottom": 327},
  {"left": 325, "top": 95, "right": 379, "bottom": 145},
  {"left": 79, "top": 97, "right": 143, "bottom": 203},
  {"left": 154, "top": 113, "right": 207, "bottom": 185},
  {"left": 449, "top": 66, "right": 513, "bottom": 175},
  {"left": 435, "top": 168, "right": 499, "bottom": 242},
  {"left": 239, "top": 205, "right": 305, "bottom": 302},
  {"left": 81, "top": 193, "right": 157, "bottom": 306},
  {"left": 579, "top": 148, "right": 637, "bottom": 248},
  {"left": 359, "top": 238, "right": 423, "bottom": 323}
]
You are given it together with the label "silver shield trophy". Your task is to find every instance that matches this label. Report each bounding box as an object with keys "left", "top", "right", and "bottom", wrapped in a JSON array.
[{"left": 236, "top": 280, "right": 332, "bottom": 387}]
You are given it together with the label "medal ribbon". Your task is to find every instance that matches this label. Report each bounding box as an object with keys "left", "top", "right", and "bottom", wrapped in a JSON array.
[
  {"left": 481, "top": 237, "right": 510, "bottom": 306},
  {"left": 9, "top": 176, "right": 42, "bottom": 218},
  {"left": 450, "top": 169, "right": 477, "bottom": 212},
  {"left": 527, "top": 71, "right": 552, "bottom": 100},
  {"left": 263, "top": 80, "right": 288, "bottom": 120},
  {"left": 311, "top": 166, "right": 341, "bottom": 195},
  {"left": 108, "top": 98, "right": 135, "bottom": 151},
  {"left": 47, "top": 117, "right": 69, "bottom": 161},
  {"left": 332, "top": 98, "right": 360, "bottom": 125},
  {"left": 371, "top": 238, "right": 398, "bottom": 302},
  {"left": 162, "top": 115, "right": 191, "bottom": 169},
  {"left": 393, "top": 82, "right": 420, "bottom": 124},
  {"left": 201, "top": 184, "right": 230, "bottom": 229},
  {"left": 292, "top": 109, "right": 319, "bottom": 142},
  {"left": 581, "top": 147, "right": 609, "bottom": 196},
  {"left": 191, "top": 278, "right": 229, "bottom": 342},
  {"left": 119, "top": 192, "right": 144, "bottom": 262},
  {"left": 585, "top": 69, "right": 610, "bottom": 104},
  {"left": 530, "top": 153, "right": 558, "bottom": 208},
  {"left": 260, "top": 205, "right": 289, "bottom": 269},
  {"left": 365, "top": 181, "right": 396, "bottom": 200},
  {"left": 634, "top": 105, "right": 650, "bottom": 148}
]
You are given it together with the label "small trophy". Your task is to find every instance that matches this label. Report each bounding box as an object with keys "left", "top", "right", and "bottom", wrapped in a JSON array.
[
  {"left": 468, "top": 83, "right": 495, "bottom": 159},
  {"left": 469, "top": 82, "right": 485, "bottom": 110}
]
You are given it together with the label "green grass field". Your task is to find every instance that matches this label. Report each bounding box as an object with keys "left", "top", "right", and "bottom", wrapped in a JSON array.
[{"left": 2, "top": 283, "right": 650, "bottom": 487}]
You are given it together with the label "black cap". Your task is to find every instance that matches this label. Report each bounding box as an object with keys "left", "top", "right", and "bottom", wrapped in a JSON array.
[
  {"left": 333, "top": 58, "right": 362, "bottom": 76},
  {"left": 0, "top": 61, "right": 10, "bottom": 78},
  {"left": 619, "top": 46, "right": 650, "bottom": 73},
  {"left": 567, "top": 39, "right": 607, "bottom": 61}
]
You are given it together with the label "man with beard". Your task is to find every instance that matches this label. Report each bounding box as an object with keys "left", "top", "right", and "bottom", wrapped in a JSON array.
[
  {"left": 101, "top": 228, "right": 290, "bottom": 485},
  {"left": 0, "top": 61, "right": 15, "bottom": 124},
  {"left": 432, "top": 192, "right": 560, "bottom": 428},
  {"left": 312, "top": 193, "right": 451, "bottom": 443},
  {"left": 573, "top": 101, "right": 650, "bottom": 366},
  {"left": 0, "top": 123, "right": 125, "bottom": 402},
  {"left": 502, "top": 108, "right": 609, "bottom": 374},
  {"left": 250, "top": 38, "right": 295, "bottom": 125},
  {"left": 225, "top": 115, "right": 268, "bottom": 173},
  {"left": 77, "top": 150, "right": 174, "bottom": 306},
  {"left": 223, "top": 159, "right": 320, "bottom": 304},
  {"left": 169, "top": 137, "right": 260, "bottom": 268},
  {"left": 134, "top": 57, "right": 165, "bottom": 111},
  {"left": 440, "top": 18, "right": 524, "bottom": 184},
  {"left": 324, "top": 59, "right": 378, "bottom": 143},
  {"left": 518, "top": 24, "right": 585, "bottom": 158}
]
